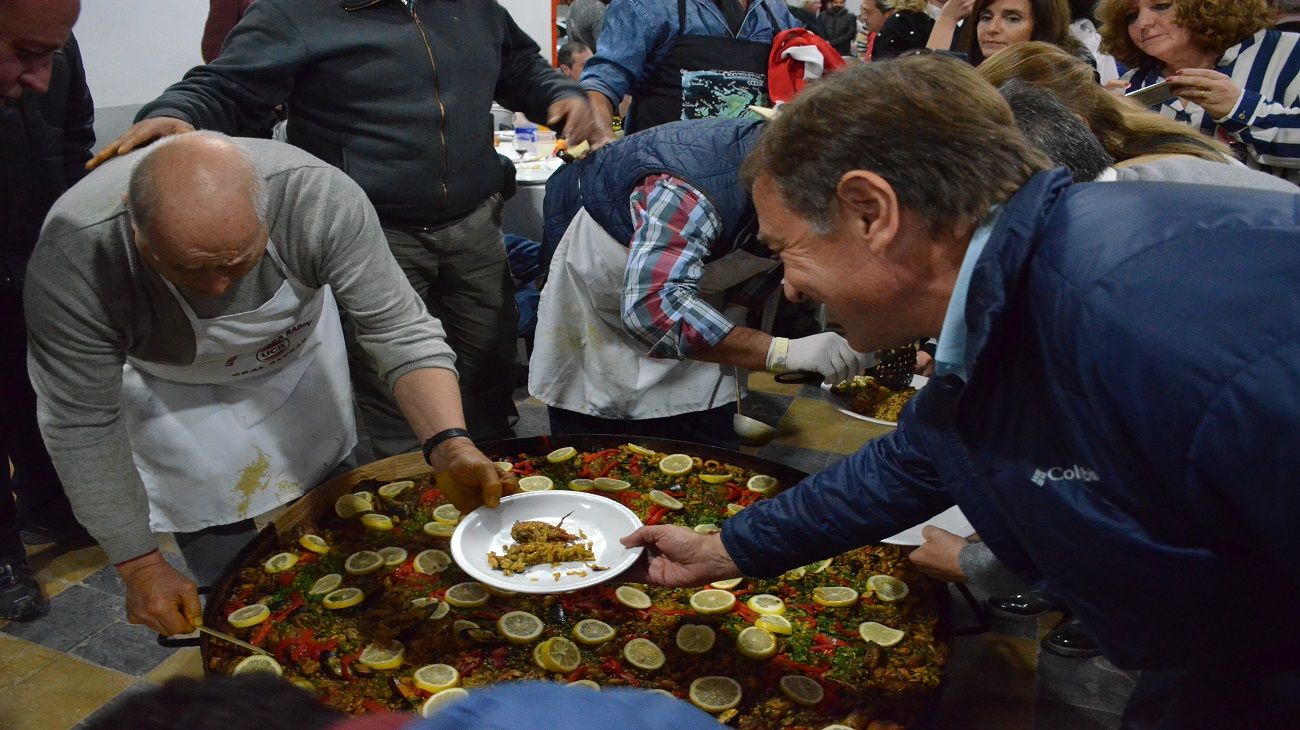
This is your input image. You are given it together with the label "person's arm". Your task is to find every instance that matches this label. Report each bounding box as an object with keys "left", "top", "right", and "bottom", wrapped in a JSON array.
[
  {"left": 58, "top": 35, "right": 95, "bottom": 186},
  {"left": 926, "top": 0, "right": 972, "bottom": 51},
  {"left": 580, "top": 0, "right": 673, "bottom": 116},
  {"left": 492, "top": 4, "right": 593, "bottom": 143},
  {"left": 201, "top": 0, "right": 247, "bottom": 63},
  {"left": 87, "top": 0, "right": 304, "bottom": 168}
]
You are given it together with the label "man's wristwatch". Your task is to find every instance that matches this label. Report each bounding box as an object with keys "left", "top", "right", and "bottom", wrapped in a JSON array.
[{"left": 422, "top": 428, "right": 472, "bottom": 466}]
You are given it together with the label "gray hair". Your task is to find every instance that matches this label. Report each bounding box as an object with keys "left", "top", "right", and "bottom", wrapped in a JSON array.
[
  {"left": 126, "top": 130, "right": 269, "bottom": 235},
  {"left": 999, "top": 80, "right": 1114, "bottom": 183},
  {"left": 1277, "top": 0, "right": 1300, "bottom": 13}
]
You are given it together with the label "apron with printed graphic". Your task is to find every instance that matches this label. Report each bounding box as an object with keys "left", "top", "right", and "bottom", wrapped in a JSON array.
[
  {"left": 625, "top": 0, "right": 778, "bottom": 134},
  {"left": 529, "top": 208, "right": 777, "bottom": 420},
  {"left": 121, "top": 241, "right": 356, "bottom": 533}
]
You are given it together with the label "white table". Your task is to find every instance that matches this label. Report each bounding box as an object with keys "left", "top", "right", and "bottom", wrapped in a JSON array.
[{"left": 502, "top": 156, "right": 562, "bottom": 243}]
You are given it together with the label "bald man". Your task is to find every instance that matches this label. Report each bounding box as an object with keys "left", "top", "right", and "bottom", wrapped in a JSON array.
[{"left": 24, "top": 132, "right": 516, "bottom": 636}]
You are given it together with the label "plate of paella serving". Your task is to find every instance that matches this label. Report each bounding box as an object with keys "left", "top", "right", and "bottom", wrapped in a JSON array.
[
  {"left": 824, "top": 375, "right": 928, "bottom": 426},
  {"left": 207, "top": 441, "right": 950, "bottom": 727}
]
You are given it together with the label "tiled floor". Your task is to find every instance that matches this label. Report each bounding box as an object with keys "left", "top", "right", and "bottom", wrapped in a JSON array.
[{"left": 0, "top": 372, "right": 1136, "bottom": 729}]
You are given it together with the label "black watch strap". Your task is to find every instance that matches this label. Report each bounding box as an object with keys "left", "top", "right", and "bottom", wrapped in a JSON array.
[{"left": 422, "top": 428, "right": 472, "bottom": 465}]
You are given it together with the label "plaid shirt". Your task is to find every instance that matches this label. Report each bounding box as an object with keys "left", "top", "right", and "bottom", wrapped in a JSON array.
[{"left": 620, "top": 174, "right": 738, "bottom": 359}]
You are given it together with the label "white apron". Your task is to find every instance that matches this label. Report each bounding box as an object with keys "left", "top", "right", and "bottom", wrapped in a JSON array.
[
  {"left": 121, "top": 241, "right": 357, "bottom": 533},
  {"left": 530, "top": 208, "right": 777, "bottom": 420}
]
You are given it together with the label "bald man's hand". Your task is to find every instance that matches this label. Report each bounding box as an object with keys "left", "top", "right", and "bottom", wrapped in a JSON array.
[
  {"left": 117, "top": 551, "right": 202, "bottom": 636},
  {"left": 87, "top": 117, "right": 194, "bottom": 171},
  {"left": 430, "top": 438, "right": 519, "bottom": 514}
]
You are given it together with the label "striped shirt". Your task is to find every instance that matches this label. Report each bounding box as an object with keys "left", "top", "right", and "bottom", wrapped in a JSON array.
[
  {"left": 620, "top": 174, "right": 735, "bottom": 360},
  {"left": 1126, "top": 30, "right": 1300, "bottom": 184}
]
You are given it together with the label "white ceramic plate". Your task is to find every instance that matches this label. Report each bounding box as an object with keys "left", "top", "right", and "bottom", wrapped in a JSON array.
[
  {"left": 822, "top": 374, "right": 929, "bottom": 426},
  {"left": 880, "top": 506, "right": 975, "bottom": 546},
  {"left": 450, "top": 492, "right": 644, "bottom": 594}
]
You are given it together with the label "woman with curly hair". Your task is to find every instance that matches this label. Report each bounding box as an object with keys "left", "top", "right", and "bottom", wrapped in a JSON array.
[
  {"left": 1096, "top": 0, "right": 1300, "bottom": 182},
  {"left": 862, "top": 0, "right": 937, "bottom": 59}
]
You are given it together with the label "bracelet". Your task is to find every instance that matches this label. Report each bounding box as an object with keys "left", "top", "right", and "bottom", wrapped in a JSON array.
[
  {"left": 765, "top": 336, "right": 790, "bottom": 373},
  {"left": 422, "top": 428, "right": 472, "bottom": 465}
]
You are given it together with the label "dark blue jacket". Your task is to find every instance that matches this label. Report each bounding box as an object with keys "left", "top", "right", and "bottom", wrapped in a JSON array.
[
  {"left": 542, "top": 117, "right": 765, "bottom": 269},
  {"left": 722, "top": 170, "right": 1300, "bottom": 670}
]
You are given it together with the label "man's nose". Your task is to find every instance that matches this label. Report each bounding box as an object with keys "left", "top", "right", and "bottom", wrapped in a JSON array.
[
  {"left": 18, "top": 60, "right": 54, "bottom": 95},
  {"left": 782, "top": 279, "right": 806, "bottom": 304}
]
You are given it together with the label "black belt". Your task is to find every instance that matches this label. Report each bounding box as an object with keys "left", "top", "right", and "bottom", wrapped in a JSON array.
[{"left": 379, "top": 209, "right": 474, "bottom": 234}]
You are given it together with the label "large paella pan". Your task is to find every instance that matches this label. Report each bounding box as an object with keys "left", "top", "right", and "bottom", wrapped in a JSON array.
[{"left": 197, "top": 436, "right": 952, "bottom": 728}]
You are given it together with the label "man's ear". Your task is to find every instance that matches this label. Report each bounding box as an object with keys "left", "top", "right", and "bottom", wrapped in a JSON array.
[{"left": 836, "top": 170, "right": 899, "bottom": 257}]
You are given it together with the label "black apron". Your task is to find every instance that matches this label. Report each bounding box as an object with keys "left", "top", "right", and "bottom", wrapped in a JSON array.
[{"left": 625, "top": 0, "right": 779, "bottom": 135}]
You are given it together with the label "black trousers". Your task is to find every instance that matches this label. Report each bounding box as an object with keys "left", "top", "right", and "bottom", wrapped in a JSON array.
[
  {"left": 546, "top": 404, "right": 739, "bottom": 451},
  {"left": 1121, "top": 664, "right": 1300, "bottom": 729},
  {"left": 0, "top": 286, "right": 78, "bottom": 559}
]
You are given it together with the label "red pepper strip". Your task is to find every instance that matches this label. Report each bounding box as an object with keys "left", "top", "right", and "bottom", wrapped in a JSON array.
[
  {"left": 774, "top": 654, "right": 829, "bottom": 675},
  {"left": 731, "top": 587, "right": 753, "bottom": 598},
  {"left": 645, "top": 507, "right": 668, "bottom": 526},
  {"left": 307, "top": 638, "right": 339, "bottom": 661},
  {"left": 460, "top": 656, "right": 484, "bottom": 675},
  {"left": 249, "top": 621, "right": 274, "bottom": 646},
  {"left": 339, "top": 649, "right": 362, "bottom": 681},
  {"left": 420, "top": 488, "right": 444, "bottom": 505},
  {"left": 578, "top": 467, "right": 592, "bottom": 478},
  {"left": 814, "top": 632, "right": 848, "bottom": 647},
  {"left": 274, "top": 638, "right": 296, "bottom": 662},
  {"left": 628, "top": 455, "right": 642, "bottom": 476},
  {"left": 491, "top": 645, "right": 510, "bottom": 669},
  {"left": 360, "top": 699, "right": 390, "bottom": 714},
  {"left": 566, "top": 666, "right": 589, "bottom": 682},
  {"left": 296, "top": 551, "right": 320, "bottom": 566},
  {"left": 277, "top": 571, "right": 296, "bottom": 587},
  {"left": 271, "top": 593, "right": 305, "bottom": 622},
  {"left": 596, "top": 461, "right": 618, "bottom": 478},
  {"left": 515, "top": 460, "right": 536, "bottom": 475},
  {"left": 601, "top": 658, "right": 641, "bottom": 686},
  {"left": 227, "top": 584, "right": 255, "bottom": 611},
  {"left": 725, "top": 484, "right": 741, "bottom": 502},
  {"left": 734, "top": 603, "right": 760, "bottom": 622},
  {"left": 583, "top": 448, "right": 618, "bottom": 463}
]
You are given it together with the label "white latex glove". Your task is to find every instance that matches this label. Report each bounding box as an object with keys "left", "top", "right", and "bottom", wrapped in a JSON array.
[{"left": 767, "top": 333, "right": 873, "bottom": 385}]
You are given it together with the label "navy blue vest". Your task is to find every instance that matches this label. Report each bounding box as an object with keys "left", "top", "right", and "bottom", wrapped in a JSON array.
[{"left": 542, "top": 117, "right": 767, "bottom": 267}]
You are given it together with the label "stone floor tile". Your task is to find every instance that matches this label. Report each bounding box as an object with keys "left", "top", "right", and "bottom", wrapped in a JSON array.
[
  {"left": 74, "top": 680, "right": 156, "bottom": 729},
  {"left": 513, "top": 400, "right": 551, "bottom": 439},
  {"left": 944, "top": 633, "right": 1040, "bottom": 700},
  {"left": 1035, "top": 653, "right": 1138, "bottom": 715},
  {"left": 143, "top": 646, "right": 204, "bottom": 685},
  {"left": 775, "top": 398, "right": 892, "bottom": 455},
  {"left": 738, "top": 390, "right": 793, "bottom": 430},
  {"left": 27, "top": 544, "right": 109, "bottom": 601},
  {"left": 746, "top": 370, "right": 807, "bottom": 398},
  {"left": 752, "top": 442, "right": 839, "bottom": 475},
  {"left": 69, "top": 620, "right": 178, "bottom": 676},
  {"left": 2, "top": 584, "right": 124, "bottom": 653},
  {"left": 0, "top": 634, "right": 64, "bottom": 689},
  {"left": 1034, "top": 698, "right": 1124, "bottom": 730},
  {"left": 2, "top": 652, "right": 133, "bottom": 730}
]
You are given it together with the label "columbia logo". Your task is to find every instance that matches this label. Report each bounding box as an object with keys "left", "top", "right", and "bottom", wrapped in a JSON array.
[{"left": 1030, "top": 466, "right": 1100, "bottom": 486}]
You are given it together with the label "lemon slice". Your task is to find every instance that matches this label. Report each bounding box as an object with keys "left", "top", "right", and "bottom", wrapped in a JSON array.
[
  {"left": 322, "top": 587, "right": 365, "bottom": 609},
  {"left": 858, "top": 621, "right": 905, "bottom": 647},
  {"left": 689, "top": 589, "right": 736, "bottom": 614},
  {"left": 699, "top": 473, "right": 733, "bottom": 484},
  {"left": 822, "top": 726, "right": 856, "bottom": 730},
  {"left": 675, "top": 624, "right": 716, "bottom": 654},
  {"left": 411, "top": 596, "right": 438, "bottom": 608},
  {"left": 359, "top": 641, "right": 405, "bottom": 670},
  {"left": 494, "top": 461, "right": 514, "bottom": 473},
  {"left": 808, "top": 558, "right": 833, "bottom": 573},
  {"left": 736, "top": 626, "right": 778, "bottom": 659},
  {"left": 298, "top": 534, "right": 330, "bottom": 554},
  {"left": 378, "top": 480, "right": 414, "bottom": 498},
  {"left": 647, "top": 490, "right": 684, "bottom": 510},
  {"left": 755, "top": 614, "right": 794, "bottom": 635},
  {"left": 694, "top": 523, "right": 721, "bottom": 535},
  {"left": 615, "top": 585, "right": 652, "bottom": 609},
  {"left": 432, "top": 504, "right": 461, "bottom": 526},
  {"left": 746, "top": 474, "right": 780, "bottom": 495},
  {"left": 532, "top": 642, "right": 548, "bottom": 670},
  {"left": 232, "top": 655, "right": 282, "bottom": 677},
  {"left": 867, "top": 575, "right": 910, "bottom": 602},
  {"left": 428, "top": 601, "right": 450, "bottom": 620},
  {"left": 423, "top": 521, "right": 455, "bottom": 538},
  {"left": 538, "top": 636, "right": 582, "bottom": 673},
  {"left": 413, "top": 548, "right": 452, "bottom": 575},
  {"left": 725, "top": 503, "right": 745, "bottom": 516},
  {"left": 546, "top": 446, "right": 578, "bottom": 463},
  {"left": 334, "top": 493, "right": 372, "bottom": 518},
  {"left": 289, "top": 678, "right": 315, "bottom": 693},
  {"left": 443, "top": 582, "right": 490, "bottom": 608},
  {"left": 593, "top": 477, "right": 631, "bottom": 492},
  {"left": 497, "top": 611, "right": 544, "bottom": 644},
  {"left": 623, "top": 638, "right": 665, "bottom": 671},
  {"left": 567, "top": 679, "right": 601, "bottom": 690},
  {"left": 709, "top": 577, "right": 743, "bottom": 590},
  {"left": 780, "top": 675, "right": 824, "bottom": 706},
  {"left": 689, "top": 676, "right": 742, "bottom": 713},
  {"left": 812, "top": 586, "right": 859, "bottom": 607},
  {"left": 646, "top": 688, "right": 677, "bottom": 699},
  {"left": 412, "top": 663, "right": 459, "bottom": 694},
  {"left": 782, "top": 566, "right": 807, "bottom": 580},
  {"left": 568, "top": 478, "right": 595, "bottom": 492},
  {"left": 227, "top": 603, "right": 270, "bottom": 628},
  {"left": 626, "top": 443, "right": 657, "bottom": 457},
  {"left": 378, "top": 546, "right": 408, "bottom": 566},
  {"left": 517, "top": 475, "right": 554, "bottom": 492},
  {"left": 360, "top": 513, "right": 394, "bottom": 531},
  {"left": 487, "top": 586, "right": 518, "bottom": 599},
  {"left": 308, "top": 573, "right": 342, "bottom": 596},
  {"left": 658, "top": 453, "right": 694, "bottom": 476},
  {"left": 746, "top": 594, "right": 786, "bottom": 615},
  {"left": 572, "top": 619, "right": 616, "bottom": 645},
  {"left": 344, "top": 550, "right": 383, "bottom": 575},
  {"left": 420, "top": 687, "right": 469, "bottom": 717},
  {"left": 262, "top": 552, "right": 298, "bottom": 574}
]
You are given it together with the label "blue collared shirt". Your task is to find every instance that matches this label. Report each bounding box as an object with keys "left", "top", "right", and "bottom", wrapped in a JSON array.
[{"left": 933, "top": 206, "right": 1003, "bottom": 381}]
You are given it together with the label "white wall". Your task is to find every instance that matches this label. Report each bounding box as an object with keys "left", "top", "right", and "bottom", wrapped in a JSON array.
[
  {"left": 76, "top": 0, "right": 206, "bottom": 109},
  {"left": 500, "top": 0, "right": 555, "bottom": 62}
]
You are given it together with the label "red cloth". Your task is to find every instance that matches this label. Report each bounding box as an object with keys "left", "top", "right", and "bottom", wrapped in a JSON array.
[{"left": 766, "top": 28, "right": 848, "bottom": 105}]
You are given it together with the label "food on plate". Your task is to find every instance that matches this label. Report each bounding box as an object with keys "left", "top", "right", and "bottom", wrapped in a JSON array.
[
  {"left": 832, "top": 374, "right": 918, "bottom": 422},
  {"left": 486, "top": 514, "right": 598, "bottom": 576},
  {"left": 207, "top": 444, "right": 948, "bottom": 725}
]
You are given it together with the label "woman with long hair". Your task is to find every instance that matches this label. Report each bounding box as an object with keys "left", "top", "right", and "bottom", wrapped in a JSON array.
[
  {"left": 957, "top": 0, "right": 1084, "bottom": 65},
  {"left": 1095, "top": 0, "right": 1300, "bottom": 182}
]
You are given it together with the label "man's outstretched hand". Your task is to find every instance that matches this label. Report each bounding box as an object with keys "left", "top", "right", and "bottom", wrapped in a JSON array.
[{"left": 619, "top": 526, "right": 741, "bottom": 587}]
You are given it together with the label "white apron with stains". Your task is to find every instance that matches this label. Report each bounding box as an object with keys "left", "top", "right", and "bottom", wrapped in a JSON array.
[
  {"left": 530, "top": 208, "right": 777, "bottom": 419},
  {"left": 121, "top": 241, "right": 356, "bottom": 533}
]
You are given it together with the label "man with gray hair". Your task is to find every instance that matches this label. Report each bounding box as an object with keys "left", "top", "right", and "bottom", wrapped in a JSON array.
[
  {"left": 1274, "top": 0, "right": 1300, "bottom": 32},
  {"left": 25, "top": 132, "right": 515, "bottom": 637}
]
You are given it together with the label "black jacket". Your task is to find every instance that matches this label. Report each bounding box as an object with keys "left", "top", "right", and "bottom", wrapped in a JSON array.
[
  {"left": 788, "top": 6, "right": 824, "bottom": 38},
  {"left": 138, "top": 0, "right": 582, "bottom": 226},
  {"left": 873, "top": 11, "right": 934, "bottom": 59},
  {"left": 1, "top": 35, "right": 94, "bottom": 292},
  {"left": 818, "top": 7, "right": 856, "bottom": 55}
]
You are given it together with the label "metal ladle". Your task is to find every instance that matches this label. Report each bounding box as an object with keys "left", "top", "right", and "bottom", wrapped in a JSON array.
[{"left": 732, "top": 368, "right": 779, "bottom": 445}]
